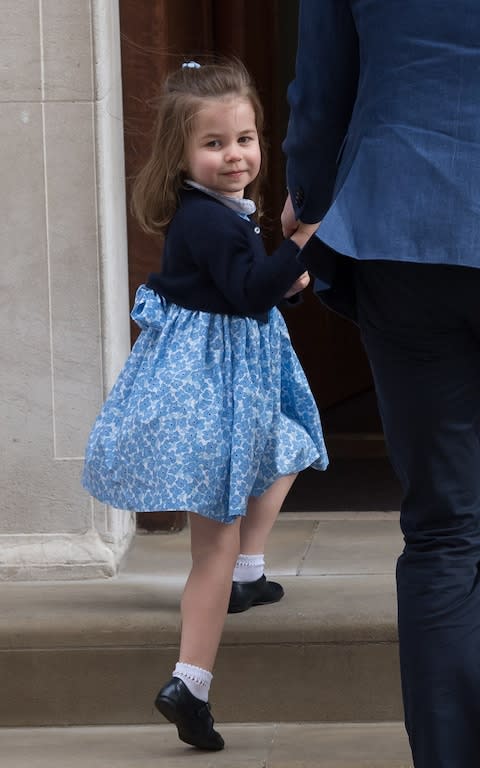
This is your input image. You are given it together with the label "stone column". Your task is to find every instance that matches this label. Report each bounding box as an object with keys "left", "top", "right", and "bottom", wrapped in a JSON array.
[{"left": 0, "top": 0, "right": 135, "bottom": 579}]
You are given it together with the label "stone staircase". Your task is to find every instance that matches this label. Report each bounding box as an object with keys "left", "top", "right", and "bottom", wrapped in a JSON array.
[{"left": 0, "top": 512, "right": 413, "bottom": 767}]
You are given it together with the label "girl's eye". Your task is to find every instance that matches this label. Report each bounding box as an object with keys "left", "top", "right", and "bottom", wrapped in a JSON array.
[
  {"left": 206, "top": 139, "right": 221, "bottom": 148},
  {"left": 238, "top": 136, "right": 253, "bottom": 144}
]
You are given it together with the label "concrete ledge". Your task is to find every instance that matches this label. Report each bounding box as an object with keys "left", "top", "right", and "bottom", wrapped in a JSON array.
[
  {"left": 0, "top": 516, "right": 403, "bottom": 726},
  {"left": 0, "top": 722, "right": 412, "bottom": 767},
  {"left": 0, "top": 576, "right": 401, "bottom": 726},
  {"left": 0, "top": 573, "right": 397, "bottom": 649}
]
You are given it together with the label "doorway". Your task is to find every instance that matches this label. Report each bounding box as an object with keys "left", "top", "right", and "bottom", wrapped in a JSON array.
[{"left": 118, "top": 0, "right": 401, "bottom": 522}]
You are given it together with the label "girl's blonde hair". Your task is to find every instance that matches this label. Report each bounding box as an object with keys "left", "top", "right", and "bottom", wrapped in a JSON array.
[{"left": 131, "top": 58, "right": 267, "bottom": 236}]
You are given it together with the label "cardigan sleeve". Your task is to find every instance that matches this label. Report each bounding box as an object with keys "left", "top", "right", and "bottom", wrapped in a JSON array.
[{"left": 184, "top": 204, "right": 306, "bottom": 316}]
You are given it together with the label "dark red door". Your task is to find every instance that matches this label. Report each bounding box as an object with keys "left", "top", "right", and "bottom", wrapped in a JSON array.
[{"left": 119, "top": 1, "right": 374, "bottom": 529}]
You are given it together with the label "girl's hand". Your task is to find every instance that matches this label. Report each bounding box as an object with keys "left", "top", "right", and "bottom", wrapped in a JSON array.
[
  {"left": 284, "top": 271, "right": 310, "bottom": 297},
  {"left": 290, "top": 224, "right": 320, "bottom": 249},
  {"left": 281, "top": 194, "right": 298, "bottom": 238},
  {"left": 282, "top": 193, "right": 320, "bottom": 248}
]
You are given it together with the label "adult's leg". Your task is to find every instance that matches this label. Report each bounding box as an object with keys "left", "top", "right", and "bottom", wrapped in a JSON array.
[{"left": 355, "top": 260, "right": 480, "bottom": 768}]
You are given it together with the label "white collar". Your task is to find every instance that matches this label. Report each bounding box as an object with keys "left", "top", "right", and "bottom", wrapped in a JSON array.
[{"left": 186, "top": 180, "right": 257, "bottom": 216}]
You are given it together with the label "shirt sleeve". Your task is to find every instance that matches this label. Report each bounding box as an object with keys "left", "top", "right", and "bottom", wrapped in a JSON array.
[{"left": 283, "top": 0, "right": 359, "bottom": 222}]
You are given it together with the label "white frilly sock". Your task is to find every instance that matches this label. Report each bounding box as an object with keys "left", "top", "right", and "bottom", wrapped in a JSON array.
[
  {"left": 173, "top": 662, "right": 212, "bottom": 702},
  {"left": 232, "top": 553, "right": 265, "bottom": 583}
]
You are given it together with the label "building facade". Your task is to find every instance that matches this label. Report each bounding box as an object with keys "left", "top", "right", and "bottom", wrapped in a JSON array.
[
  {"left": 1, "top": 0, "right": 135, "bottom": 579},
  {"left": 1, "top": 0, "right": 377, "bottom": 580}
]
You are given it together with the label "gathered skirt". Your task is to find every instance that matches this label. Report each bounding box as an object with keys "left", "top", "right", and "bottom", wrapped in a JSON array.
[{"left": 82, "top": 285, "right": 328, "bottom": 523}]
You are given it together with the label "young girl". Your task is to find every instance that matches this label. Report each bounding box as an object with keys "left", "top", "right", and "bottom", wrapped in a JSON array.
[{"left": 82, "top": 58, "right": 328, "bottom": 751}]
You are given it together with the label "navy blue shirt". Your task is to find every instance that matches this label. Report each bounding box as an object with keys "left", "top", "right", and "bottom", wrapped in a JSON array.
[{"left": 147, "top": 188, "right": 304, "bottom": 321}]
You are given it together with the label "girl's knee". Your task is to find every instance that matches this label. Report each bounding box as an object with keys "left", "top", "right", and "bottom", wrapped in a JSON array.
[{"left": 189, "top": 513, "right": 240, "bottom": 560}]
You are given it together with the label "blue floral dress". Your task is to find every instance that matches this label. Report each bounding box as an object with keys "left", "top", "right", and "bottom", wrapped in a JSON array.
[{"left": 82, "top": 286, "right": 328, "bottom": 523}]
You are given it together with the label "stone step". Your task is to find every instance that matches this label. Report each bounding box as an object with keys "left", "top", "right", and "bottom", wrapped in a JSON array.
[
  {"left": 0, "top": 513, "right": 404, "bottom": 727},
  {"left": 1, "top": 722, "right": 412, "bottom": 767}
]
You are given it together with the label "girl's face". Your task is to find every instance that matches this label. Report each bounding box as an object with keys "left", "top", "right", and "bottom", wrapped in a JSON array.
[{"left": 185, "top": 96, "right": 261, "bottom": 198}]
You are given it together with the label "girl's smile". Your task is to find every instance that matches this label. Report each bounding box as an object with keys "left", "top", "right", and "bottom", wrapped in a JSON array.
[{"left": 186, "top": 97, "right": 261, "bottom": 198}]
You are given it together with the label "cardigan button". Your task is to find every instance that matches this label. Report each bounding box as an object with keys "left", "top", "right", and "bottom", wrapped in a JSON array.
[
  {"left": 254, "top": 226, "right": 261, "bottom": 234},
  {"left": 294, "top": 187, "right": 305, "bottom": 206}
]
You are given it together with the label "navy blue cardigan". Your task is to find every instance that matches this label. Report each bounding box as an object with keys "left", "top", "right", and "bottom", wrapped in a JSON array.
[{"left": 147, "top": 188, "right": 305, "bottom": 321}]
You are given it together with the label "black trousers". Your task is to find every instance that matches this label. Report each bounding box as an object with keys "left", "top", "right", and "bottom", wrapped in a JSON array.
[{"left": 354, "top": 260, "right": 480, "bottom": 768}]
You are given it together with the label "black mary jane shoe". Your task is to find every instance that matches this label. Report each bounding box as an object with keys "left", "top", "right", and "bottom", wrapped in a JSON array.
[
  {"left": 228, "top": 574, "right": 285, "bottom": 614},
  {"left": 154, "top": 677, "right": 224, "bottom": 751}
]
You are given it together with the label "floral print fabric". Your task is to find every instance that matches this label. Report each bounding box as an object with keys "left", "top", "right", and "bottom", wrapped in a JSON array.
[{"left": 82, "top": 285, "right": 328, "bottom": 523}]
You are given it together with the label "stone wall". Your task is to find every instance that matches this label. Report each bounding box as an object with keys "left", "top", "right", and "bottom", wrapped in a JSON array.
[{"left": 0, "top": 0, "right": 135, "bottom": 579}]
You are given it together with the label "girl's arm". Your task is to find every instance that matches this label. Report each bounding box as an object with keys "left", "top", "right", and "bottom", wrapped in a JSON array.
[{"left": 190, "top": 209, "right": 308, "bottom": 315}]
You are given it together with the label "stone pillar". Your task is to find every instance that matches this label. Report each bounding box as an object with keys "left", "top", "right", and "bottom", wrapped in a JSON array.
[{"left": 0, "top": 0, "right": 135, "bottom": 579}]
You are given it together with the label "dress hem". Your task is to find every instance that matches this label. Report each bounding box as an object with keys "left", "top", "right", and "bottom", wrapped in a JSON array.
[{"left": 83, "top": 453, "right": 328, "bottom": 524}]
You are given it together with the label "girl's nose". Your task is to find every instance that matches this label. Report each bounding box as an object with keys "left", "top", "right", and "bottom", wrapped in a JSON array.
[{"left": 225, "top": 143, "right": 242, "bottom": 161}]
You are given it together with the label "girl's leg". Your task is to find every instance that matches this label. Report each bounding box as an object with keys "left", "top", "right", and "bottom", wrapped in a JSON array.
[
  {"left": 179, "top": 512, "right": 241, "bottom": 670},
  {"left": 229, "top": 473, "right": 297, "bottom": 612},
  {"left": 240, "top": 473, "right": 297, "bottom": 553},
  {"left": 155, "top": 513, "right": 240, "bottom": 752}
]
